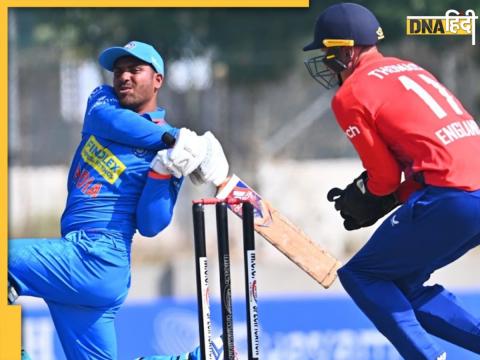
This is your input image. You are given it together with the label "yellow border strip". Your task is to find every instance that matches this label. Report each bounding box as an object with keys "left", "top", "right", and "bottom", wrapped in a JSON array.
[
  {"left": 1, "top": 5, "right": 22, "bottom": 360},
  {"left": 7, "top": 0, "right": 308, "bottom": 7}
]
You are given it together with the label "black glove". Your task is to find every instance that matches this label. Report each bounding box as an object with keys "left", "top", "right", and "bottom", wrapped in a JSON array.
[{"left": 327, "top": 171, "right": 399, "bottom": 230}]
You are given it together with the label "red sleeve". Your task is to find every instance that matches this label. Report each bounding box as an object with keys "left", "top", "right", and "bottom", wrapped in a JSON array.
[{"left": 332, "top": 93, "right": 401, "bottom": 196}]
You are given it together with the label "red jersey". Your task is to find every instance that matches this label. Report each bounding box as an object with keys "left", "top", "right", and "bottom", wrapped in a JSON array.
[{"left": 332, "top": 50, "right": 480, "bottom": 200}]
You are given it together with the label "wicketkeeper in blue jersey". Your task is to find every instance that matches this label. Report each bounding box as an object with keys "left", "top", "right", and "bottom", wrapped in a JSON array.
[{"left": 8, "top": 41, "right": 229, "bottom": 360}]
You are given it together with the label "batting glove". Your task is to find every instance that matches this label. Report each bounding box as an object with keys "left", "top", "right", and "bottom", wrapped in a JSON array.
[{"left": 189, "top": 131, "right": 229, "bottom": 186}]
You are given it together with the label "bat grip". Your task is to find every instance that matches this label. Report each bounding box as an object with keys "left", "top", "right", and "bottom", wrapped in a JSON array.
[{"left": 162, "top": 132, "right": 176, "bottom": 147}]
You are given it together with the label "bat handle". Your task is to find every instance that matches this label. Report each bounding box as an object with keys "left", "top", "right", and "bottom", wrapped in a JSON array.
[
  {"left": 162, "top": 132, "right": 176, "bottom": 147},
  {"left": 163, "top": 130, "right": 229, "bottom": 189}
]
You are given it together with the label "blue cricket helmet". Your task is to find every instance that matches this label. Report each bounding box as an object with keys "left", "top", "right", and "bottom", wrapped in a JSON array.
[{"left": 303, "top": 2, "right": 384, "bottom": 51}]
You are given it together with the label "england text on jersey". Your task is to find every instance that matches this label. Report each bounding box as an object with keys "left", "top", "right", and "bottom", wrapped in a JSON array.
[{"left": 435, "top": 119, "right": 480, "bottom": 145}]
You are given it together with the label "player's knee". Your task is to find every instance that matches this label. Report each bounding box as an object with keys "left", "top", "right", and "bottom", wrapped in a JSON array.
[
  {"left": 337, "top": 263, "right": 357, "bottom": 292},
  {"left": 337, "top": 260, "right": 376, "bottom": 296}
]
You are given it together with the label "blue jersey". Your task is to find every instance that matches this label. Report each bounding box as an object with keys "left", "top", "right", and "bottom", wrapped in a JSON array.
[
  {"left": 9, "top": 85, "right": 185, "bottom": 359},
  {"left": 60, "top": 85, "right": 181, "bottom": 241}
]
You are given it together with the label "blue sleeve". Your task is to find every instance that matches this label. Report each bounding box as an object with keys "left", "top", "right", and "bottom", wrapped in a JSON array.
[
  {"left": 82, "top": 85, "right": 178, "bottom": 150},
  {"left": 136, "top": 174, "right": 184, "bottom": 237}
]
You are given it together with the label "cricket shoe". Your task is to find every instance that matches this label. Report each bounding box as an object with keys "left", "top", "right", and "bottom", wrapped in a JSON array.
[
  {"left": 186, "top": 335, "right": 239, "bottom": 360},
  {"left": 133, "top": 335, "right": 238, "bottom": 360},
  {"left": 133, "top": 351, "right": 193, "bottom": 360},
  {"left": 21, "top": 349, "right": 32, "bottom": 360}
]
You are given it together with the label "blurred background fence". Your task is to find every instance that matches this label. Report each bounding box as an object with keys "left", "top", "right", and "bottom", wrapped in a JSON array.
[{"left": 8, "top": 2, "right": 480, "bottom": 358}]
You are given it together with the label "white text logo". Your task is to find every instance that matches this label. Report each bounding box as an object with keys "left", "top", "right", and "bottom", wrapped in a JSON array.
[{"left": 345, "top": 125, "right": 360, "bottom": 139}]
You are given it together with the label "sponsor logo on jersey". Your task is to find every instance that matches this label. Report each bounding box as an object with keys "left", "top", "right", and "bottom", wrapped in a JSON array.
[
  {"left": 345, "top": 125, "right": 360, "bottom": 139},
  {"left": 81, "top": 135, "right": 126, "bottom": 184},
  {"left": 73, "top": 165, "right": 102, "bottom": 198},
  {"left": 406, "top": 9, "right": 477, "bottom": 45},
  {"left": 133, "top": 148, "right": 148, "bottom": 158}
]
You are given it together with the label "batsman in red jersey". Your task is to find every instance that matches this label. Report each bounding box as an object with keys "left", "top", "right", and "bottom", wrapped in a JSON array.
[{"left": 304, "top": 3, "right": 480, "bottom": 359}]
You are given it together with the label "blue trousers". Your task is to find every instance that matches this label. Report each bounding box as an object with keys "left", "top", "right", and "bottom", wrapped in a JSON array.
[
  {"left": 9, "top": 230, "right": 131, "bottom": 360},
  {"left": 338, "top": 186, "right": 480, "bottom": 359}
]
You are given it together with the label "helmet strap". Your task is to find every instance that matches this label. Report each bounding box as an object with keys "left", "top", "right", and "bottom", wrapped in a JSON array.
[
  {"left": 324, "top": 46, "right": 368, "bottom": 83},
  {"left": 322, "top": 47, "right": 350, "bottom": 74}
]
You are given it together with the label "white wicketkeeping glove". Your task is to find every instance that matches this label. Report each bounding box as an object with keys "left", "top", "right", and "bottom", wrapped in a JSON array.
[{"left": 189, "top": 131, "right": 229, "bottom": 186}]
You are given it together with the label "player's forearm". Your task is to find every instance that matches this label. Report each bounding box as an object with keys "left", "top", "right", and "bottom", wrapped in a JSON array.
[
  {"left": 84, "top": 107, "right": 177, "bottom": 150},
  {"left": 135, "top": 175, "right": 183, "bottom": 237},
  {"left": 333, "top": 99, "right": 402, "bottom": 196},
  {"left": 83, "top": 85, "right": 177, "bottom": 150}
]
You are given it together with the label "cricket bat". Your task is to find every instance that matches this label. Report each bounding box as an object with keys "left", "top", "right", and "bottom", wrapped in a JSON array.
[
  {"left": 161, "top": 132, "right": 341, "bottom": 288},
  {"left": 216, "top": 175, "right": 341, "bottom": 288}
]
